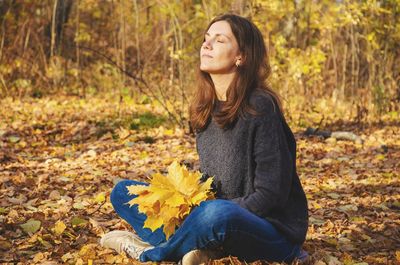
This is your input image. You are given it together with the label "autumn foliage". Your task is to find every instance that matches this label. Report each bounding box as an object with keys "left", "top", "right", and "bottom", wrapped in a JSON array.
[{"left": 126, "top": 161, "right": 215, "bottom": 239}]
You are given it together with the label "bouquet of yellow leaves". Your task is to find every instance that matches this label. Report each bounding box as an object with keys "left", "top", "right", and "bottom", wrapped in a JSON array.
[{"left": 127, "top": 161, "right": 215, "bottom": 239}]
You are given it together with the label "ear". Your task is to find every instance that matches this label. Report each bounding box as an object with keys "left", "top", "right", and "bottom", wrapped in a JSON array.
[
  {"left": 235, "top": 56, "right": 243, "bottom": 67},
  {"left": 236, "top": 54, "right": 245, "bottom": 64}
]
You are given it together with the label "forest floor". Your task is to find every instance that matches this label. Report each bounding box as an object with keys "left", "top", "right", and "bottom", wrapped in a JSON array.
[{"left": 0, "top": 95, "right": 399, "bottom": 265}]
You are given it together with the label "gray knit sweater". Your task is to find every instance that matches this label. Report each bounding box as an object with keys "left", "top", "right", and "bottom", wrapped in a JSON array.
[{"left": 196, "top": 89, "right": 308, "bottom": 244}]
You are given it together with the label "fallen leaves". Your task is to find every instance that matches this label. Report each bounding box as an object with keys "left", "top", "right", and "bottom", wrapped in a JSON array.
[
  {"left": 20, "top": 219, "right": 41, "bottom": 234},
  {"left": 0, "top": 95, "right": 399, "bottom": 264},
  {"left": 53, "top": 220, "right": 66, "bottom": 236}
]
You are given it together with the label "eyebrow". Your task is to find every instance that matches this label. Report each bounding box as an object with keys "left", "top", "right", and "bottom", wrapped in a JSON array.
[{"left": 205, "top": 32, "right": 231, "bottom": 40}]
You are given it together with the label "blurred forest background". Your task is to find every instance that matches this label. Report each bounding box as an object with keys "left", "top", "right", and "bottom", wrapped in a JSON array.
[{"left": 1, "top": 0, "right": 399, "bottom": 127}]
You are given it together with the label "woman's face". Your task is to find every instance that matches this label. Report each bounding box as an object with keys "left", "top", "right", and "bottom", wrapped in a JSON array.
[{"left": 200, "top": 20, "right": 241, "bottom": 74}]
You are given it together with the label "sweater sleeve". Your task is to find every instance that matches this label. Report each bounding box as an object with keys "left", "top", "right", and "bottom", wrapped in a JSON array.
[{"left": 231, "top": 109, "right": 293, "bottom": 217}]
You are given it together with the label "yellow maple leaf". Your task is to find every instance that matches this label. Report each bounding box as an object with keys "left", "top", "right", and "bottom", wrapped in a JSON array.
[
  {"left": 190, "top": 177, "right": 214, "bottom": 205},
  {"left": 53, "top": 220, "right": 66, "bottom": 235},
  {"left": 127, "top": 161, "right": 214, "bottom": 239}
]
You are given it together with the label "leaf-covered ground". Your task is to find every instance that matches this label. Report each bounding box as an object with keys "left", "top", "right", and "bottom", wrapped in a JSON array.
[{"left": 1, "top": 96, "right": 399, "bottom": 264}]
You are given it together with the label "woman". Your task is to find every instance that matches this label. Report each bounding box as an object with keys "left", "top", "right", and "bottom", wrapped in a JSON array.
[{"left": 100, "top": 14, "right": 309, "bottom": 264}]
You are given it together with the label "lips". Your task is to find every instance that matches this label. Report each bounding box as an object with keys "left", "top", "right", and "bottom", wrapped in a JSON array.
[{"left": 201, "top": 54, "right": 213, "bottom": 58}]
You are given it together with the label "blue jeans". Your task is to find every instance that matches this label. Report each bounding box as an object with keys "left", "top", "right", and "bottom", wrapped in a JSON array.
[{"left": 110, "top": 180, "right": 302, "bottom": 263}]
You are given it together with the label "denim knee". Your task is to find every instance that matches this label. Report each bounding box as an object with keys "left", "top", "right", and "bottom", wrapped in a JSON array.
[
  {"left": 110, "top": 180, "right": 128, "bottom": 204},
  {"left": 110, "top": 179, "right": 147, "bottom": 208},
  {"left": 195, "top": 200, "right": 239, "bottom": 228}
]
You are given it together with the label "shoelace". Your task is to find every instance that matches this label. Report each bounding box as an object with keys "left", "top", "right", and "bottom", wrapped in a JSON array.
[{"left": 122, "top": 243, "right": 143, "bottom": 259}]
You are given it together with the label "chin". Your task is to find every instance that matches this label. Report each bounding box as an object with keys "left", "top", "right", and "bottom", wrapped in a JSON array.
[
  {"left": 200, "top": 64, "right": 233, "bottom": 74},
  {"left": 200, "top": 65, "right": 216, "bottom": 72},
  {"left": 200, "top": 65, "right": 212, "bottom": 73}
]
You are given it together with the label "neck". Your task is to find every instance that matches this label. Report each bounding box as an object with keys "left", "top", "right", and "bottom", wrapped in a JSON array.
[{"left": 210, "top": 72, "right": 236, "bottom": 101}]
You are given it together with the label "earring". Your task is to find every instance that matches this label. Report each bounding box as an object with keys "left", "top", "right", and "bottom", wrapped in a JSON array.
[{"left": 235, "top": 61, "right": 240, "bottom": 67}]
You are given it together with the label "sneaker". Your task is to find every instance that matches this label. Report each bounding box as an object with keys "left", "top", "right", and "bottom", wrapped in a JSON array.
[
  {"left": 100, "top": 230, "right": 154, "bottom": 259},
  {"left": 179, "top": 248, "right": 224, "bottom": 265}
]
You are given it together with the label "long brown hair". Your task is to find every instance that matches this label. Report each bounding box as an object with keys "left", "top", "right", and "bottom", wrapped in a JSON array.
[{"left": 189, "top": 14, "right": 282, "bottom": 132}]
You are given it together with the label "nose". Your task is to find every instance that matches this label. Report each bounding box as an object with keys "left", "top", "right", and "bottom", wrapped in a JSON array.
[{"left": 202, "top": 39, "right": 212, "bottom": 50}]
